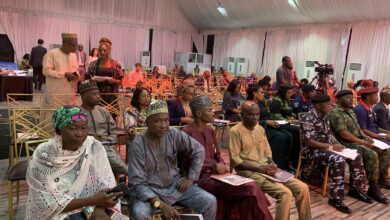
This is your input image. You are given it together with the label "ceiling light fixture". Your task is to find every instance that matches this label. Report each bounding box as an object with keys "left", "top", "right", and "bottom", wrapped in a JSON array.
[
  {"left": 217, "top": 3, "right": 228, "bottom": 17},
  {"left": 288, "top": 0, "right": 299, "bottom": 11}
]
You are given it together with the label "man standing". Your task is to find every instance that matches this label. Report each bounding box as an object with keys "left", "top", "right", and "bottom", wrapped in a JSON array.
[
  {"left": 229, "top": 100, "right": 312, "bottom": 220},
  {"left": 183, "top": 95, "right": 273, "bottom": 220},
  {"left": 292, "top": 84, "right": 316, "bottom": 114},
  {"left": 329, "top": 90, "right": 389, "bottom": 204},
  {"left": 29, "top": 39, "right": 47, "bottom": 91},
  {"left": 127, "top": 63, "right": 144, "bottom": 89},
  {"left": 128, "top": 100, "right": 217, "bottom": 220},
  {"left": 76, "top": 44, "right": 87, "bottom": 81},
  {"left": 79, "top": 80, "right": 128, "bottom": 176},
  {"left": 275, "top": 56, "right": 293, "bottom": 90},
  {"left": 42, "top": 33, "right": 79, "bottom": 106},
  {"left": 373, "top": 89, "right": 390, "bottom": 131},
  {"left": 301, "top": 94, "right": 372, "bottom": 213}
]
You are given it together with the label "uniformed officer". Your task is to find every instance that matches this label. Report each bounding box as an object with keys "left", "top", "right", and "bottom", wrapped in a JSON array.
[
  {"left": 292, "top": 84, "right": 316, "bottom": 114},
  {"left": 301, "top": 94, "right": 372, "bottom": 213},
  {"left": 329, "top": 90, "right": 389, "bottom": 204},
  {"left": 353, "top": 87, "right": 390, "bottom": 188}
]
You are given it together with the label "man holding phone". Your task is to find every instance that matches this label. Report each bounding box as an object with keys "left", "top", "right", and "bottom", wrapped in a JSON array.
[{"left": 42, "top": 33, "right": 79, "bottom": 107}]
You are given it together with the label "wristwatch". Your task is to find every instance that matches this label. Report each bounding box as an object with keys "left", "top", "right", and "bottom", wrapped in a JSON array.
[{"left": 153, "top": 199, "right": 161, "bottom": 209}]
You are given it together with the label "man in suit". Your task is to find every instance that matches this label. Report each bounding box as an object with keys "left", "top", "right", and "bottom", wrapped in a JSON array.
[
  {"left": 373, "top": 89, "right": 390, "bottom": 131},
  {"left": 76, "top": 44, "right": 87, "bottom": 81},
  {"left": 29, "top": 39, "right": 47, "bottom": 91}
]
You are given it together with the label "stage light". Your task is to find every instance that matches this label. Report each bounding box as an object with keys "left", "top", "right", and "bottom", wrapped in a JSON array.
[{"left": 217, "top": 5, "right": 228, "bottom": 17}]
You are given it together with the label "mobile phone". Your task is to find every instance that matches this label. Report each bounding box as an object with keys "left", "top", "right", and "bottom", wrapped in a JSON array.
[{"left": 107, "top": 183, "right": 129, "bottom": 196}]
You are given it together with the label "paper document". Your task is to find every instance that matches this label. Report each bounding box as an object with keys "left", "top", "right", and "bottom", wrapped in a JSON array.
[
  {"left": 373, "top": 139, "right": 390, "bottom": 150},
  {"left": 211, "top": 173, "right": 254, "bottom": 186},
  {"left": 180, "top": 214, "right": 204, "bottom": 220},
  {"left": 275, "top": 120, "right": 289, "bottom": 125},
  {"left": 330, "top": 148, "right": 358, "bottom": 160},
  {"left": 260, "top": 168, "right": 294, "bottom": 183}
]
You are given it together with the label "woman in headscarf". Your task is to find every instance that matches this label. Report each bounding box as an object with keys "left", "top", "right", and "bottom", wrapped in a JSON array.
[{"left": 26, "top": 106, "right": 123, "bottom": 220}]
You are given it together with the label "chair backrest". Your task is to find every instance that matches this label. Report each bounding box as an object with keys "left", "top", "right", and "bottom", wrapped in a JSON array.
[{"left": 11, "top": 108, "right": 56, "bottom": 163}]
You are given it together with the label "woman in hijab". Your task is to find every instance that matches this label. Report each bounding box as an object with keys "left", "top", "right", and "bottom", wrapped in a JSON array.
[{"left": 26, "top": 106, "right": 124, "bottom": 220}]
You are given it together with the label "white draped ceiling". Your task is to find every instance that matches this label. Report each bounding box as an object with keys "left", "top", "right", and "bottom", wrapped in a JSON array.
[{"left": 2, "top": 0, "right": 390, "bottom": 87}]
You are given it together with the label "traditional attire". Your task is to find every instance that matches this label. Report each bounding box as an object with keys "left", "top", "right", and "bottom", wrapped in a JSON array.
[
  {"left": 128, "top": 100, "right": 217, "bottom": 220},
  {"left": 26, "top": 106, "right": 119, "bottom": 220},
  {"left": 42, "top": 47, "right": 78, "bottom": 106},
  {"left": 182, "top": 124, "right": 272, "bottom": 220},
  {"left": 79, "top": 80, "right": 128, "bottom": 176},
  {"left": 124, "top": 106, "right": 147, "bottom": 130},
  {"left": 229, "top": 123, "right": 312, "bottom": 220}
]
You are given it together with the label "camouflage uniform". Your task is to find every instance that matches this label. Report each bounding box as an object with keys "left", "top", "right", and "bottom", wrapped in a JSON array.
[
  {"left": 301, "top": 109, "right": 366, "bottom": 199},
  {"left": 329, "top": 104, "right": 390, "bottom": 182}
]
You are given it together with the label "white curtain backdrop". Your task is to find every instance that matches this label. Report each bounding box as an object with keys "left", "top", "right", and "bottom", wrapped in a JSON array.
[
  {"left": 192, "top": 34, "right": 204, "bottom": 54},
  {"left": 261, "top": 24, "right": 350, "bottom": 87},
  {"left": 348, "top": 20, "right": 390, "bottom": 88},
  {"left": 152, "top": 30, "right": 191, "bottom": 66},
  {"left": 212, "top": 30, "right": 266, "bottom": 74}
]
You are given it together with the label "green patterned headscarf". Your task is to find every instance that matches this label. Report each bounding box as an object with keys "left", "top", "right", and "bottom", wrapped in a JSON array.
[{"left": 52, "top": 105, "right": 88, "bottom": 131}]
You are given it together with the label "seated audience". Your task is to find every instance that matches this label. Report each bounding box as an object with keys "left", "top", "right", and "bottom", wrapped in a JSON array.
[
  {"left": 178, "top": 65, "right": 187, "bottom": 78},
  {"left": 151, "top": 66, "right": 162, "bottom": 79},
  {"left": 124, "top": 87, "right": 151, "bottom": 140},
  {"left": 128, "top": 100, "right": 217, "bottom": 220},
  {"left": 229, "top": 101, "right": 312, "bottom": 220},
  {"left": 246, "top": 84, "right": 293, "bottom": 170},
  {"left": 26, "top": 106, "right": 122, "bottom": 219},
  {"left": 269, "top": 84, "right": 297, "bottom": 120},
  {"left": 167, "top": 84, "right": 195, "bottom": 125},
  {"left": 219, "top": 70, "right": 230, "bottom": 87},
  {"left": 300, "top": 78, "right": 308, "bottom": 86},
  {"left": 182, "top": 95, "right": 273, "bottom": 220},
  {"left": 269, "top": 84, "right": 301, "bottom": 166},
  {"left": 373, "top": 89, "right": 390, "bottom": 131},
  {"left": 301, "top": 94, "right": 373, "bottom": 213},
  {"left": 222, "top": 79, "right": 244, "bottom": 122},
  {"left": 329, "top": 90, "right": 390, "bottom": 204},
  {"left": 79, "top": 80, "right": 128, "bottom": 176},
  {"left": 354, "top": 87, "right": 390, "bottom": 145},
  {"left": 195, "top": 70, "right": 212, "bottom": 92},
  {"left": 127, "top": 63, "right": 145, "bottom": 89},
  {"left": 245, "top": 72, "right": 258, "bottom": 85},
  {"left": 292, "top": 84, "right": 316, "bottom": 114},
  {"left": 346, "top": 80, "right": 358, "bottom": 107},
  {"left": 260, "top": 75, "right": 273, "bottom": 91}
]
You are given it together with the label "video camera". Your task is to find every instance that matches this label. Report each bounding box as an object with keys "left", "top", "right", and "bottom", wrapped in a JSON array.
[{"left": 314, "top": 61, "right": 334, "bottom": 76}]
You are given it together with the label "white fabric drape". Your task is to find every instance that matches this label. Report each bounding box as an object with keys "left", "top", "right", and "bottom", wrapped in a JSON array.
[
  {"left": 212, "top": 30, "right": 266, "bottom": 74},
  {"left": 152, "top": 30, "right": 191, "bottom": 66},
  {"left": 261, "top": 24, "right": 350, "bottom": 87},
  {"left": 347, "top": 20, "right": 390, "bottom": 88}
]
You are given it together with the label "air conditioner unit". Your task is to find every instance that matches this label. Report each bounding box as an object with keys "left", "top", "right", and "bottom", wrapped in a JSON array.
[
  {"left": 226, "top": 57, "right": 235, "bottom": 74},
  {"left": 345, "top": 63, "right": 365, "bottom": 87},
  {"left": 139, "top": 51, "right": 150, "bottom": 68},
  {"left": 236, "top": 57, "right": 249, "bottom": 77},
  {"left": 304, "top": 61, "right": 316, "bottom": 80}
]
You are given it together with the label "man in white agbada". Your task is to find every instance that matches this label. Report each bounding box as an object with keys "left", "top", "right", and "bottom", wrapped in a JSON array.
[
  {"left": 26, "top": 106, "right": 123, "bottom": 220},
  {"left": 42, "top": 33, "right": 79, "bottom": 106}
]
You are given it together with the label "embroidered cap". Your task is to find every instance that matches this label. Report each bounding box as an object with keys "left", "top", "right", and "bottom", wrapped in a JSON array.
[
  {"left": 145, "top": 100, "right": 168, "bottom": 119},
  {"left": 190, "top": 95, "right": 211, "bottom": 109},
  {"left": 78, "top": 80, "right": 99, "bottom": 94}
]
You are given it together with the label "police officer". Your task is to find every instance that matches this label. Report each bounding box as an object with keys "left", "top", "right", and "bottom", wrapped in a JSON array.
[
  {"left": 329, "top": 90, "right": 389, "bottom": 204},
  {"left": 292, "top": 84, "right": 316, "bottom": 115},
  {"left": 301, "top": 94, "right": 372, "bottom": 213}
]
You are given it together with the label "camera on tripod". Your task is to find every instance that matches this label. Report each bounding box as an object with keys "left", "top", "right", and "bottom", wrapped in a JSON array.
[{"left": 314, "top": 61, "right": 334, "bottom": 77}]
